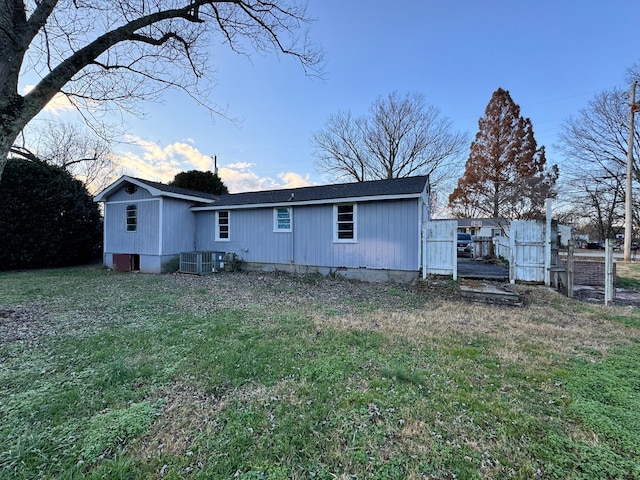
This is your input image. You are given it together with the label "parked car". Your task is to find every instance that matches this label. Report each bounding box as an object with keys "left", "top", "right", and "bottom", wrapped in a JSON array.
[{"left": 457, "top": 232, "right": 474, "bottom": 257}]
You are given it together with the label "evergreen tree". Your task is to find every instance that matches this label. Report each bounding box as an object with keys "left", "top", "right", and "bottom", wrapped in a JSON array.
[
  {"left": 169, "top": 170, "right": 229, "bottom": 195},
  {"left": 449, "top": 88, "right": 558, "bottom": 219},
  {"left": 0, "top": 159, "right": 102, "bottom": 270}
]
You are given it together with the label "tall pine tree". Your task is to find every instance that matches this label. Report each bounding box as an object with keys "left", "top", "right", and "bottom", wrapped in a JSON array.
[{"left": 449, "top": 88, "right": 558, "bottom": 219}]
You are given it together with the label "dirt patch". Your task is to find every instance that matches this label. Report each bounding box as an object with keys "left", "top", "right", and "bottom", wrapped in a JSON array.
[
  {"left": 130, "top": 382, "right": 229, "bottom": 461},
  {"left": 0, "top": 305, "right": 51, "bottom": 345},
  {"left": 167, "top": 270, "right": 425, "bottom": 318},
  {"left": 130, "top": 379, "right": 303, "bottom": 475},
  {"left": 573, "top": 285, "right": 640, "bottom": 307}
]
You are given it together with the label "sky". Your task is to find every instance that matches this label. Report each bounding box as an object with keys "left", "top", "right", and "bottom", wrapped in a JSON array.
[{"left": 29, "top": 0, "right": 640, "bottom": 197}]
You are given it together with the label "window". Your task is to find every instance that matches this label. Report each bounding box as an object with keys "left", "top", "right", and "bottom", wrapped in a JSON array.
[
  {"left": 216, "top": 210, "right": 229, "bottom": 241},
  {"left": 334, "top": 204, "right": 356, "bottom": 242},
  {"left": 274, "top": 207, "right": 292, "bottom": 232},
  {"left": 126, "top": 204, "right": 137, "bottom": 232}
]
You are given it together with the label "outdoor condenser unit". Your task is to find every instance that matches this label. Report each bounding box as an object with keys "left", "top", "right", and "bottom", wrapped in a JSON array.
[{"left": 179, "top": 251, "right": 226, "bottom": 275}]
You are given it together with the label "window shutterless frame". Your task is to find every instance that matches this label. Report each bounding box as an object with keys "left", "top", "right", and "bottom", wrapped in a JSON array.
[
  {"left": 216, "top": 210, "right": 230, "bottom": 241},
  {"left": 273, "top": 207, "right": 292, "bottom": 232},
  {"left": 333, "top": 203, "right": 357, "bottom": 243},
  {"left": 125, "top": 204, "right": 137, "bottom": 232}
]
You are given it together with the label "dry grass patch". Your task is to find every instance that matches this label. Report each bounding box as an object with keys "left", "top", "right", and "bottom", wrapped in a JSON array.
[{"left": 311, "top": 282, "right": 637, "bottom": 366}]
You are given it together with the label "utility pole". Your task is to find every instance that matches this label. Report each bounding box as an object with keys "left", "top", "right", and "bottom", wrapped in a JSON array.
[{"left": 624, "top": 82, "right": 638, "bottom": 261}]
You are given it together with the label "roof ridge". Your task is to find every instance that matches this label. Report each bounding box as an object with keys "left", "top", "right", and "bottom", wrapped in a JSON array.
[{"left": 130, "top": 176, "right": 219, "bottom": 200}]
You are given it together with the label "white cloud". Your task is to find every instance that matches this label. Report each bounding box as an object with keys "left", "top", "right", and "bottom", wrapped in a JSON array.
[
  {"left": 114, "top": 137, "right": 316, "bottom": 193},
  {"left": 278, "top": 172, "right": 314, "bottom": 189},
  {"left": 22, "top": 84, "right": 75, "bottom": 114}
]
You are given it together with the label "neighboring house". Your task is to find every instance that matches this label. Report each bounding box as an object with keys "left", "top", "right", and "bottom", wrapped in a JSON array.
[
  {"left": 455, "top": 218, "right": 507, "bottom": 237},
  {"left": 94, "top": 175, "right": 430, "bottom": 282}
]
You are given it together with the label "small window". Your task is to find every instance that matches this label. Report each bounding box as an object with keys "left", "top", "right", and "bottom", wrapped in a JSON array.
[
  {"left": 334, "top": 204, "right": 357, "bottom": 242},
  {"left": 274, "top": 207, "right": 292, "bottom": 232},
  {"left": 126, "top": 204, "right": 137, "bottom": 232},
  {"left": 216, "top": 210, "right": 229, "bottom": 241}
]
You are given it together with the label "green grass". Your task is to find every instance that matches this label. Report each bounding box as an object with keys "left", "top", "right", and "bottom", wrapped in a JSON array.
[
  {"left": 1, "top": 266, "right": 640, "bottom": 478},
  {"left": 615, "top": 275, "right": 640, "bottom": 289}
]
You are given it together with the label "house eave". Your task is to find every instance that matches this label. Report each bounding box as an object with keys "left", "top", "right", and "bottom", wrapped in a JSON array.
[
  {"left": 93, "top": 176, "right": 215, "bottom": 204},
  {"left": 190, "top": 193, "right": 422, "bottom": 211}
]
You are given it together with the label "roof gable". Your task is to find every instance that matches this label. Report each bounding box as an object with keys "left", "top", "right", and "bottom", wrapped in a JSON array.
[{"left": 94, "top": 176, "right": 217, "bottom": 203}]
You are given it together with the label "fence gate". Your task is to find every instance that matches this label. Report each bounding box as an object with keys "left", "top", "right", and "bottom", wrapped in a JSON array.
[
  {"left": 509, "top": 220, "right": 546, "bottom": 283},
  {"left": 422, "top": 220, "right": 457, "bottom": 279}
]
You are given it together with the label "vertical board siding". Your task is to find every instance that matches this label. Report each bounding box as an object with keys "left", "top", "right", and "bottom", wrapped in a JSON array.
[
  {"left": 104, "top": 200, "right": 160, "bottom": 255},
  {"left": 161, "top": 198, "right": 197, "bottom": 254},
  {"left": 196, "top": 209, "right": 293, "bottom": 263},
  {"left": 194, "top": 199, "right": 419, "bottom": 271},
  {"left": 108, "top": 186, "right": 154, "bottom": 202}
]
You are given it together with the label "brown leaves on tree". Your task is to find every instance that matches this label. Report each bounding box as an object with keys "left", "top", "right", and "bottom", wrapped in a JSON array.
[{"left": 449, "top": 88, "right": 558, "bottom": 219}]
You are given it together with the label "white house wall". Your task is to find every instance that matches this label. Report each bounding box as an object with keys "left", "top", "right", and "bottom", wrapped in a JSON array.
[{"left": 194, "top": 198, "right": 420, "bottom": 272}]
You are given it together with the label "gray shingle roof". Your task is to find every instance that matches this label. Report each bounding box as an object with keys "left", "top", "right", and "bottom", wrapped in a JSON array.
[
  {"left": 131, "top": 177, "right": 218, "bottom": 200},
  {"left": 206, "top": 175, "right": 429, "bottom": 207}
]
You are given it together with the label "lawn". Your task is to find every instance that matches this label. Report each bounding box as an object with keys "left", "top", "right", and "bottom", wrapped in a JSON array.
[{"left": 1, "top": 266, "right": 639, "bottom": 479}]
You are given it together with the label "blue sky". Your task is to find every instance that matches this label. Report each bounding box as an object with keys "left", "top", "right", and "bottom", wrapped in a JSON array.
[{"left": 33, "top": 0, "right": 640, "bottom": 194}]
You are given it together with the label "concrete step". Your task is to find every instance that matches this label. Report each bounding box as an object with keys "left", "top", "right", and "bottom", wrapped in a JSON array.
[{"left": 459, "top": 279, "right": 522, "bottom": 306}]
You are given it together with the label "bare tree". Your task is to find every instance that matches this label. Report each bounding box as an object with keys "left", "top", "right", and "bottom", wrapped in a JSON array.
[
  {"left": 11, "top": 121, "right": 117, "bottom": 193},
  {"left": 312, "top": 91, "right": 468, "bottom": 188},
  {"left": 557, "top": 88, "right": 640, "bottom": 239},
  {"left": 0, "top": 1, "right": 323, "bottom": 182},
  {"left": 626, "top": 62, "right": 640, "bottom": 85}
]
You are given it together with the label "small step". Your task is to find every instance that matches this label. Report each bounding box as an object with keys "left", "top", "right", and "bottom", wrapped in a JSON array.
[{"left": 459, "top": 280, "right": 522, "bottom": 306}]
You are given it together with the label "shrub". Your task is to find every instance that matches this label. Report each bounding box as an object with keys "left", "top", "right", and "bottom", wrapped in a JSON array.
[{"left": 0, "top": 158, "right": 102, "bottom": 270}]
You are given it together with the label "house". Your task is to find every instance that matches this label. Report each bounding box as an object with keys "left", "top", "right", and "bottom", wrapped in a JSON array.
[
  {"left": 94, "top": 175, "right": 431, "bottom": 282},
  {"left": 93, "top": 177, "right": 217, "bottom": 273},
  {"left": 456, "top": 217, "right": 573, "bottom": 246},
  {"left": 455, "top": 217, "right": 507, "bottom": 238}
]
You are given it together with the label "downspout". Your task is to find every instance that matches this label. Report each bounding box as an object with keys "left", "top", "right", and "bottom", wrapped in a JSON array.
[
  {"left": 158, "top": 197, "right": 164, "bottom": 256},
  {"left": 291, "top": 207, "right": 295, "bottom": 273},
  {"left": 102, "top": 202, "right": 108, "bottom": 266},
  {"left": 419, "top": 181, "right": 430, "bottom": 272}
]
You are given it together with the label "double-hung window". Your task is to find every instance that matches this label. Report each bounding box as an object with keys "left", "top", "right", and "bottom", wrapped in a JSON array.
[
  {"left": 216, "top": 210, "right": 230, "bottom": 241},
  {"left": 125, "top": 204, "right": 137, "bottom": 232},
  {"left": 334, "top": 204, "right": 357, "bottom": 242},
  {"left": 273, "top": 207, "right": 292, "bottom": 232}
]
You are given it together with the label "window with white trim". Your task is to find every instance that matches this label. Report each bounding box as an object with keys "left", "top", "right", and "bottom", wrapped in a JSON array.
[
  {"left": 216, "top": 210, "right": 230, "bottom": 241},
  {"left": 273, "top": 207, "right": 292, "bottom": 232},
  {"left": 125, "top": 204, "right": 137, "bottom": 232},
  {"left": 334, "top": 204, "right": 356, "bottom": 242}
]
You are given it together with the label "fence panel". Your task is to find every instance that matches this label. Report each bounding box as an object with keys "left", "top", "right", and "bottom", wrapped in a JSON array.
[
  {"left": 422, "top": 220, "right": 457, "bottom": 279},
  {"left": 510, "top": 220, "right": 546, "bottom": 283}
]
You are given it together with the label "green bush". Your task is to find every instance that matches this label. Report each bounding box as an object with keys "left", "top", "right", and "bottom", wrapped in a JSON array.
[{"left": 0, "top": 158, "right": 102, "bottom": 270}]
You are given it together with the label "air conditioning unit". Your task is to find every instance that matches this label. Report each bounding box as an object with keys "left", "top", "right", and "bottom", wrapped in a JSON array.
[{"left": 180, "top": 251, "right": 217, "bottom": 275}]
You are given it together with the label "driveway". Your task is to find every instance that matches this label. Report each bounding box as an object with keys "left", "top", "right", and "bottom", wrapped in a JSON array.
[{"left": 458, "top": 257, "right": 509, "bottom": 281}]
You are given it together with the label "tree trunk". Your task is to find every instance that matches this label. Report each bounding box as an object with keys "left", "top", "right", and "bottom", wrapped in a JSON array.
[
  {"left": 0, "top": 119, "right": 23, "bottom": 181},
  {"left": 0, "top": 143, "right": 8, "bottom": 181}
]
